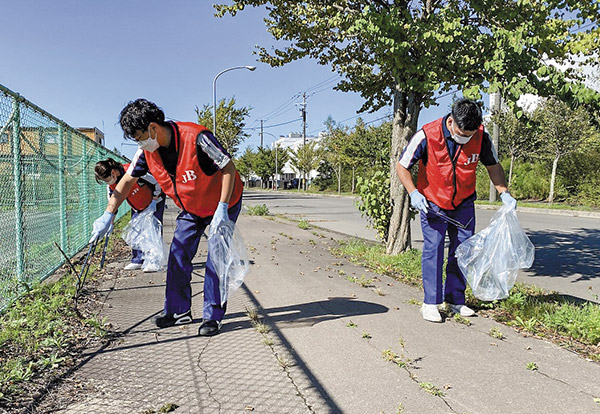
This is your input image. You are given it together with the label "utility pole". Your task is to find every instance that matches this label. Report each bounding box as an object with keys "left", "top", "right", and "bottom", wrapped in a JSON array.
[
  {"left": 260, "top": 119, "right": 264, "bottom": 149},
  {"left": 489, "top": 92, "right": 501, "bottom": 202},
  {"left": 300, "top": 93, "right": 307, "bottom": 190}
]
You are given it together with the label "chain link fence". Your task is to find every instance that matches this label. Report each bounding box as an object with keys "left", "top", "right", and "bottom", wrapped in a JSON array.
[{"left": 0, "top": 83, "right": 130, "bottom": 311}]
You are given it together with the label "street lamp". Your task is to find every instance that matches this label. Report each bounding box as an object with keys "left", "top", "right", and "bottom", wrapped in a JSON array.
[{"left": 212, "top": 65, "right": 256, "bottom": 135}]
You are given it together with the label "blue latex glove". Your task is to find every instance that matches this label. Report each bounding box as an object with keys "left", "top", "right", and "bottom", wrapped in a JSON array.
[
  {"left": 147, "top": 199, "right": 158, "bottom": 212},
  {"left": 500, "top": 191, "right": 517, "bottom": 210},
  {"left": 211, "top": 202, "right": 229, "bottom": 228},
  {"left": 409, "top": 189, "right": 429, "bottom": 214},
  {"left": 90, "top": 211, "right": 115, "bottom": 243}
]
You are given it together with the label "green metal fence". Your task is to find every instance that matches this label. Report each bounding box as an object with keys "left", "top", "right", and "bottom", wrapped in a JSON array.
[{"left": 0, "top": 83, "right": 130, "bottom": 311}]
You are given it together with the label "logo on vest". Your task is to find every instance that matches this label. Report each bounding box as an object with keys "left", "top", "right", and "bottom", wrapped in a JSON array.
[
  {"left": 130, "top": 188, "right": 139, "bottom": 196},
  {"left": 182, "top": 170, "right": 198, "bottom": 183},
  {"left": 464, "top": 154, "right": 480, "bottom": 166}
]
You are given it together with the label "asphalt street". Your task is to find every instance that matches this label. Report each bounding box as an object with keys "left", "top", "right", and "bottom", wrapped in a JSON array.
[{"left": 243, "top": 189, "right": 600, "bottom": 303}]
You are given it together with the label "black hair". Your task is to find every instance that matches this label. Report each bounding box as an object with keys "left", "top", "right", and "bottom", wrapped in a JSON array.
[
  {"left": 94, "top": 158, "right": 121, "bottom": 184},
  {"left": 119, "top": 98, "right": 166, "bottom": 140},
  {"left": 451, "top": 98, "right": 483, "bottom": 131}
]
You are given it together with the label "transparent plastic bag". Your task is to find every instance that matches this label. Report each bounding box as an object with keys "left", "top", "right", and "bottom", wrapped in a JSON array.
[
  {"left": 122, "top": 209, "right": 167, "bottom": 270},
  {"left": 456, "top": 205, "right": 535, "bottom": 301},
  {"left": 207, "top": 219, "right": 250, "bottom": 306}
]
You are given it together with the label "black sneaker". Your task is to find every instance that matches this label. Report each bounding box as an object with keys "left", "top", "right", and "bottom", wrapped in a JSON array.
[
  {"left": 152, "top": 310, "right": 192, "bottom": 328},
  {"left": 198, "top": 320, "right": 222, "bottom": 336}
]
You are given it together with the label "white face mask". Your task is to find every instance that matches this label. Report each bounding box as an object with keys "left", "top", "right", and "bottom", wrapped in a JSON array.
[
  {"left": 138, "top": 129, "right": 160, "bottom": 152},
  {"left": 106, "top": 175, "right": 117, "bottom": 186},
  {"left": 452, "top": 133, "right": 473, "bottom": 144}
]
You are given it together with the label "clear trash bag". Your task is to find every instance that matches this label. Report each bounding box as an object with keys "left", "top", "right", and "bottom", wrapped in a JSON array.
[
  {"left": 207, "top": 219, "right": 250, "bottom": 306},
  {"left": 456, "top": 204, "right": 535, "bottom": 301},
  {"left": 122, "top": 209, "right": 167, "bottom": 270}
]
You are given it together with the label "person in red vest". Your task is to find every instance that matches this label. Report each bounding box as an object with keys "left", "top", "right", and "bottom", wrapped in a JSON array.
[
  {"left": 396, "top": 98, "right": 516, "bottom": 323},
  {"left": 94, "top": 158, "right": 165, "bottom": 272},
  {"left": 89, "top": 99, "right": 244, "bottom": 336}
]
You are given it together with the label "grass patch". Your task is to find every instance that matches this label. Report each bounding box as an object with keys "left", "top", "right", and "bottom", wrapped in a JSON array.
[
  {"left": 489, "top": 327, "right": 505, "bottom": 340},
  {"left": 246, "top": 203, "right": 270, "bottom": 216},
  {"left": 298, "top": 219, "right": 310, "bottom": 230},
  {"left": 335, "top": 238, "right": 600, "bottom": 361},
  {"left": 419, "top": 382, "right": 445, "bottom": 397},
  {"left": 331, "top": 239, "right": 422, "bottom": 286},
  {"left": 346, "top": 274, "right": 375, "bottom": 288},
  {"left": 0, "top": 275, "right": 104, "bottom": 406},
  {"left": 526, "top": 362, "right": 538, "bottom": 371}
]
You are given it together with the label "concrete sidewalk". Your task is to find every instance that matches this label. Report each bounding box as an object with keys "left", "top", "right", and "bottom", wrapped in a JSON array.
[{"left": 60, "top": 203, "right": 600, "bottom": 414}]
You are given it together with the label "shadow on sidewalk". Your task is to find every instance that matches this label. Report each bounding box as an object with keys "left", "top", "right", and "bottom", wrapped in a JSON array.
[{"left": 223, "top": 285, "right": 389, "bottom": 412}]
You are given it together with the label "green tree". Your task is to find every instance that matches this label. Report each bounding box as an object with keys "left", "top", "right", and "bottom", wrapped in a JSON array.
[
  {"left": 532, "top": 97, "right": 597, "bottom": 203},
  {"left": 288, "top": 141, "right": 323, "bottom": 190},
  {"left": 252, "top": 146, "right": 289, "bottom": 188},
  {"left": 322, "top": 116, "right": 349, "bottom": 193},
  {"left": 196, "top": 97, "right": 251, "bottom": 156},
  {"left": 215, "top": 0, "right": 600, "bottom": 254},
  {"left": 236, "top": 147, "right": 256, "bottom": 183},
  {"left": 493, "top": 110, "right": 539, "bottom": 186}
]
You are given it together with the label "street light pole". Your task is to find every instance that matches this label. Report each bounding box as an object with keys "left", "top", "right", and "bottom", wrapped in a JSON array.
[{"left": 212, "top": 65, "right": 256, "bottom": 135}]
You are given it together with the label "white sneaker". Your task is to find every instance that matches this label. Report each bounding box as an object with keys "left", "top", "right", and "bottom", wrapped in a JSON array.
[
  {"left": 124, "top": 262, "right": 143, "bottom": 270},
  {"left": 449, "top": 304, "right": 476, "bottom": 317},
  {"left": 421, "top": 304, "right": 442, "bottom": 323},
  {"left": 143, "top": 263, "right": 161, "bottom": 273}
]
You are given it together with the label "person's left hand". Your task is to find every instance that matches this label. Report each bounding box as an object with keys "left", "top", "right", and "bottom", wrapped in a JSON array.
[
  {"left": 211, "top": 202, "right": 229, "bottom": 227},
  {"left": 500, "top": 191, "right": 517, "bottom": 210}
]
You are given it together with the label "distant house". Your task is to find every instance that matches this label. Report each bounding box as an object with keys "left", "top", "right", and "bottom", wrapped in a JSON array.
[
  {"left": 271, "top": 132, "right": 323, "bottom": 186},
  {"left": 77, "top": 127, "right": 104, "bottom": 146}
]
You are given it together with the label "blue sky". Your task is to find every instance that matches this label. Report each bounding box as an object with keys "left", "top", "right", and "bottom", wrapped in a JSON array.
[{"left": 0, "top": 0, "right": 459, "bottom": 159}]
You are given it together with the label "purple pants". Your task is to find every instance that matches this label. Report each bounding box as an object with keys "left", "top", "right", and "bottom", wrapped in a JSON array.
[
  {"left": 131, "top": 198, "right": 166, "bottom": 264},
  {"left": 164, "top": 199, "right": 242, "bottom": 321},
  {"left": 420, "top": 197, "right": 475, "bottom": 305}
]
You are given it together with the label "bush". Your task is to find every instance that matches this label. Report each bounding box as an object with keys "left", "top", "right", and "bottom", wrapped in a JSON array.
[{"left": 355, "top": 169, "right": 391, "bottom": 241}]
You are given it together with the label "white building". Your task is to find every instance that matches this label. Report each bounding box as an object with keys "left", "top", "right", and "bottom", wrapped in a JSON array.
[{"left": 271, "top": 132, "right": 324, "bottom": 187}]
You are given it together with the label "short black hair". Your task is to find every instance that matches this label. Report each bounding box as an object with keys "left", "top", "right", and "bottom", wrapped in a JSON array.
[
  {"left": 451, "top": 98, "right": 483, "bottom": 131},
  {"left": 119, "top": 99, "right": 166, "bottom": 140}
]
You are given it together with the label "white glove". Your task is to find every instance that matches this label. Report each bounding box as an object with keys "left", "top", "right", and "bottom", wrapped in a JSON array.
[
  {"left": 211, "top": 202, "right": 229, "bottom": 228},
  {"left": 500, "top": 191, "right": 517, "bottom": 210},
  {"left": 409, "top": 189, "right": 429, "bottom": 214},
  {"left": 90, "top": 211, "right": 115, "bottom": 243}
]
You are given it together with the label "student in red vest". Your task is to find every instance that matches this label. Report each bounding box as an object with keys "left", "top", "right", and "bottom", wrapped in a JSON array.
[
  {"left": 94, "top": 158, "right": 165, "bottom": 272},
  {"left": 89, "top": 99, "right": 243, "bottom": 336},
  {"left": 396, "top": 98, "right": 516, "bottom": 323}
]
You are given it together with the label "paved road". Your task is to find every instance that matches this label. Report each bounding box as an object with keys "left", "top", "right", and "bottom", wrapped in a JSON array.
[{"left": 243, "top": 189, "right": 600, "bottom": 303}]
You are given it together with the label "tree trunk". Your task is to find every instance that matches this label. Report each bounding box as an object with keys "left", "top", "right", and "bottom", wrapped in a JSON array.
[
  {"left": 386, "top": 87, "right": 421, "bottom": 255},
  {"left": 548, "top": 155, "right": 559, "bottom": 203},
  {"left": 351, "top": 166, "right": 355, "bottom": 194},
  {"left": 338, "top": 163, "right": 342, "bottom": 194},
  {"left": 509, "top": 154, "right": 514, "bottom": 187}
]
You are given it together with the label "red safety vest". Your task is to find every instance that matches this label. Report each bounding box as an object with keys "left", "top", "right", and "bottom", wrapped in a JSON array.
[
  {"left": 109, "top": 163, "right": 153, "bottom": 211},
  {"left": 416, "top": 118, "right": 484, "bottom": 210},
  {"left": 144, "top": 122, "right": 243, "bottom": 218}
]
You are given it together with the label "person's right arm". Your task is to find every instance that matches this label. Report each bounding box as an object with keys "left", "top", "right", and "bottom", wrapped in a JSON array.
[
  {"left": 106, "top": 173, "right": 137, "bottom": 214},
  {"left": 396, "top": 162, "right": 417, "bottom": 194}
]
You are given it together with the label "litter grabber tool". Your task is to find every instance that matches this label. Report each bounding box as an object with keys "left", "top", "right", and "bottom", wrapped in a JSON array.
[
  {"left": 76, "top": 238, "right": 99, "bottom": 297},
  {"left": 100, "top": 233, "right": 110, "bottom": 269},
  {"left": 428, "top": 208, "right": 473, "bottom": 230},
  {"left": 53, "top": 242, "right": 79, "bottom": 276}
]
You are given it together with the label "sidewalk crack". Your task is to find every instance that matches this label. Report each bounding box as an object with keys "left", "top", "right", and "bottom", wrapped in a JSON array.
[{"left": 197, "top": 338, "right": 222, "bottom": 413}]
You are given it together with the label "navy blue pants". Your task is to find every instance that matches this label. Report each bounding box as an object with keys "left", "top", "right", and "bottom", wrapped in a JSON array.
[
  {"left": 420, "top": 198, "right": 475, "bottom": 305},
  {"left": 131, "top": 198, "right": 166, "bottom": 264},
  {"left": 164, "top": 198, "right": 242, "bottom": 321}
]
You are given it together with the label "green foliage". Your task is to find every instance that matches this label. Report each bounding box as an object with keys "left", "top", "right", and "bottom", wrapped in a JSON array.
[
  {"left": 356, "top": 169, "right": 391, "bottom": 241},
  {"left": 288, "top": 141, "right": 323, "bottom": 188},
  {"left": 252, "top": 146, "right": 289, "bottom": 184},
  {"left": 246, "top": 204, "right": 269, "bottom": 216},
  {"left": 297, "top": 219, "right": 310, "bottom": 230},
  {"left": 235, "top": 147, "right": 256, "bottom": 181},
  {"left": 196, "top": 97, "right": 251, "bottom": 157}
]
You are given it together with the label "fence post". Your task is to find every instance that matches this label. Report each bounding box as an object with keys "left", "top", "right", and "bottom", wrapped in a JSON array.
[
  {"left": 82, "top": 137, "right": 89, "bottom": 237},
  {"left": 58, "top": 124, "right": 67, "bottom": 251},
  {"left": 12, "top": 96, "right": 24, "bottom": 280}
]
